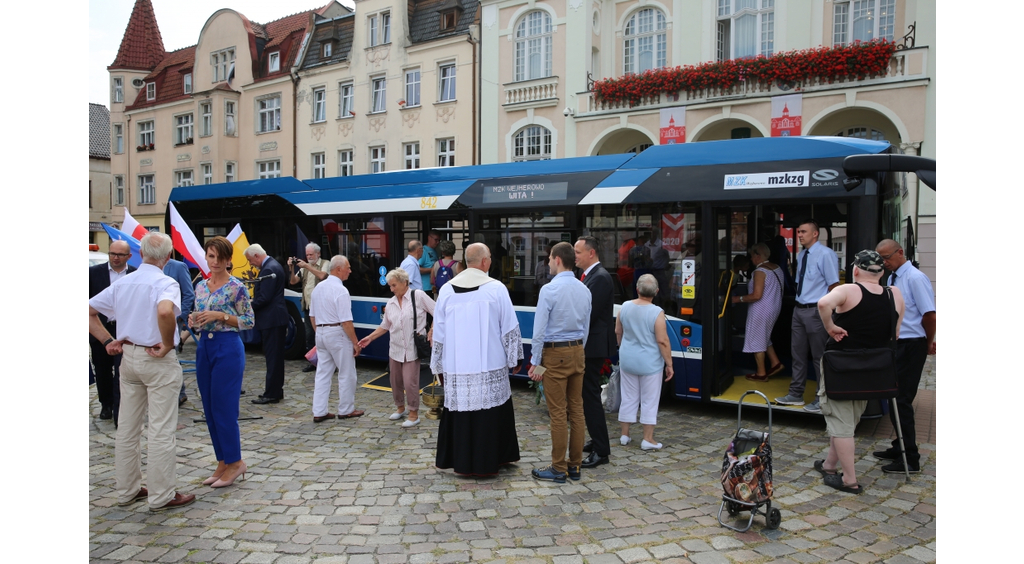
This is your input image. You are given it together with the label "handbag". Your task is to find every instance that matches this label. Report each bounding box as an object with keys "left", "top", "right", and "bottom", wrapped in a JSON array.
[
  {"left": 820, "top": 287, "right": 899, "bottom": 401},
  {"left": 410, "top": 289, "right": 432, "bottom": 360},
  {"left": 601, "top": 364, "right": 621, "bottom": 413}
]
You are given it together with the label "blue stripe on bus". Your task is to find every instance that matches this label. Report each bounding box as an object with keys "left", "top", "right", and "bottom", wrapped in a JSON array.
[
  {"left": 622, "top": 137, "right": 890, "bottom": 169},
  {"left": 593, "top": 168, "right": 660, "bottom": 188}
]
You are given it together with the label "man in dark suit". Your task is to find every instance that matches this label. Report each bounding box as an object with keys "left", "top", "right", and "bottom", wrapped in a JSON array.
[
  {"left": 574, "top": 236, "right": 616, "bottom": 468},
  {"left": 244, "top": 244, "right": 289, "bottom": 404},
  {"left": 89, "top": 240, "right": 136, "bottom": 423}
]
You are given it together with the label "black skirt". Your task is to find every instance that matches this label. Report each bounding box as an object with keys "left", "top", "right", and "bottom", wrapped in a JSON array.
[{"left": 435, "top": 396, "right": 520, "bottom": 477}]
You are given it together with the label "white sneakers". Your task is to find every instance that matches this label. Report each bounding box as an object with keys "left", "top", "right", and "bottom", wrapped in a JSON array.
[
  {"left": 641, "top": 440, "right": 663, "bottom": 451},
  {"left": 389, "top": 409, "right": 408, "bottom": 421},
  {"left": 620, "top": 435, "right": 632, "bottom": 446},
  {"left": 401, "top": 418, "right": 420, "bottom": 428}
]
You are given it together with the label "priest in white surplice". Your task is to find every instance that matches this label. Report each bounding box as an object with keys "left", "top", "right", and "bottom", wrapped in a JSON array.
[{"left": 430, "top": 242, "right": 524, "bottom": 476}]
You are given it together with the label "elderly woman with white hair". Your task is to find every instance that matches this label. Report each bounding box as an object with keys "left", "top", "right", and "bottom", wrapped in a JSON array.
[
  {"left": 615, "top": 273, "right": 674, "bottom": 450},
  {"left": 357, "top": 268, "right": 435, "bottom": 427}
]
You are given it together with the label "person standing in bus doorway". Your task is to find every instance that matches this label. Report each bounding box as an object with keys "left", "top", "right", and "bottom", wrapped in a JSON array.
[
  {"left": 89, "top": 240, "right": 136, "bottom": 425},
  {"left": 530, "top": 242, "right": 591, "bottom": 483},
  {"left": 574, "top": 236, "right": 615, "bottom": 469},
  {"left": 418, "top": 230, "right": 440, "bottom": 293},
  {"left": 873, "top": 239, "right": 935, "bottom": 474},
  {"left": 776, "top": 220, "right": 840, "bottom": 411},
  {"left": 290, "top": 243, "right": 329, "bottom": 373},
  {"left": 245, "top": 244, "right": 289, "bottom": 405},
  {"left": 402, "top": 240, "right": 424, "bottom": 292},
  {"left": 309, "top": 255, "right": 364, "bottom": 422}
]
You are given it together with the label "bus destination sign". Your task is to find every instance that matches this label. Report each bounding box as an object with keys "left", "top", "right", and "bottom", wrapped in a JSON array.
[{"left": 481, "top": 181, "right": 568, "bottom": 204}]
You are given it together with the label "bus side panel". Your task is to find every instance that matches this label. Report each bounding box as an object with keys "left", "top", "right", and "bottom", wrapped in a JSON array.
[
  {"left": 351, "top": 298, "right": 391, "bottom": 362},
  {"left": 666, "top": 318, "right": 703, "bottom": 401}
]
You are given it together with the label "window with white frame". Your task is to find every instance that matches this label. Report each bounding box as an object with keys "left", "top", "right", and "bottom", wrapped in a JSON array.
[
  {"left": 114, "top": 175, "right": 124, "bottom": 205},
  {"left": 175, "top": 170, "right": 194, "bottom": 187},
  {"left": 114, "top": 124, "right": 123, "bottom": 154},
  {"left": 258, "top": 160, "right": 281, "bottom": 179},
  {"left": 269, "top": 52, "right": 280, "bottom": 72},
  {"left": 514, "top": 11, "right": 553, "bottom": 82},
  {"left": 405, "top": 69, "right": 421, "bottom": 107},
  {"left": 225, "top": 101, "right": 236, "bottom": 135},
  {"left": 624, "top": 8, "right": 667, "bottom": 74},
  {"left": 370, "top": 146, "right": 386, "bottom": 173},
  {"left": 257, "top": 95, "right": 281, "bottom": 132},
  {"left": 146, "top": 82, "right": 156, "bottom": 101},
  {"left": 202, "top": 163, "right": 213, "bottom": 184},
  {"left": 312, "top": 87, "right": 326, "bottom": 122},
  {"left": 212, "top": 48, "right": 235, "bottom": 82},
  {"left": 438, "top": 63, "right": 456, "bottom": 102},
  {"left": 113, "top": 77, "right": 123, "bottom": 103},
  {"left": 175, "top": 114, "right": 193, "bottom": 144},
  {"left": 437, "top": 138, "right": 455, "bottom": 167},
  {"left": 138, "top": 120, "right": 154, "bottom": 148},
  {"left": 339, "top": 82, "right": 354, "bottom": 117},
  {"left": 322, "top": 42, "right": 333, "bottom": 58},
  {"left": 138, "top": 174, "right": 155, "bottom": 204},
  {"left": 369, "top": 11, "right": 391, "bottom": 47},
  {"left": 716, "top": 0, "right": 774, "bottom": 61},
  {"left": 513, "top": 126, "right": 552, "bottom": 161},
  {"left": 225, "top": 162, "right": 236, "bottom": 182},
  {"left": 441, "top": 10, "right": 457, "bottom": 31},
  {"left": 371, "top": 77, "right": 386, "bottom": 113},
  {"left": 200, "top": 102, "right": 212, "bottom": 136},
  {"left": 833, "top": 0, "right": 895, "bottom": 46},
  {"left": 339, "top": 150, "right": 353, "bottom": 176},
  {"left": 184, "top": 73, "right": 192, "bottom": 94},
  {"left": 312, "top": 152, "right": 326, "bottom": 178},
  {"left": 404, "top": 142, "right": 420, "bottom": 170}
]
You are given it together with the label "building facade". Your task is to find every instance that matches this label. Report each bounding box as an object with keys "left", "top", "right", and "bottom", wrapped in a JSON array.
[{"left": 89, "top": 103, "right": 114, "bottom": 249}]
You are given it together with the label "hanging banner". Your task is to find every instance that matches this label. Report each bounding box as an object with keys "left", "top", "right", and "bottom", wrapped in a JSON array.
[
  {"left": 770, "top": 94, "right": 802, "bottom": 137},
  {"left": 659, "top": 106, "right": 686, "bottom": 144},
  {"left": 661, "top": 213, "right": 691, "bottom": 252}
]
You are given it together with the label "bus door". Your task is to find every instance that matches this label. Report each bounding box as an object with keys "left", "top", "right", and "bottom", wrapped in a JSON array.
[{"left": 708, "top": 205, "right": 755, "bottom": 396}]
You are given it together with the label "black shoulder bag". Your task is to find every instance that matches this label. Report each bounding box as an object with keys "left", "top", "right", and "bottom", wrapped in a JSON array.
[
  {"left": 410, "top": 290, "right": 432, "bottom": 360},
  {"left": 820, "top": 287, "right": 899, "bottom": 400}
]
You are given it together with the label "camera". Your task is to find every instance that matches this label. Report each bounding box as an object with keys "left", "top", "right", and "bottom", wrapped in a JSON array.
[{"left": 288, "top": 257, "right": 298, "bottom": 266}]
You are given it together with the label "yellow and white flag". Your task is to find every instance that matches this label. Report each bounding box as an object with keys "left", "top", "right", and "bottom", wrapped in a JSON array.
[{"left": 227, "top": 224, "right": 259, "bottom": 296}]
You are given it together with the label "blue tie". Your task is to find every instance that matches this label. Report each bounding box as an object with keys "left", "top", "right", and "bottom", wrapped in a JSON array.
[{"left": 796, "top": 249, "right": 809, "bottom": 298}]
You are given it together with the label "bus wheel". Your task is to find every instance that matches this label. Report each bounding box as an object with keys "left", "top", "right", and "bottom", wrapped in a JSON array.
[{"left": 283, "top": 301, "right": 307, "bottom": 360}]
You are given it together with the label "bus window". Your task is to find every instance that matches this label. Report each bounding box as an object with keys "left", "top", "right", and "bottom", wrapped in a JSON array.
[
  {"left": 477, "top": 211, "right": 569, "bottom": 307},
  {"left": 317, "top": 215, "right": 390, "bottom": 299}
]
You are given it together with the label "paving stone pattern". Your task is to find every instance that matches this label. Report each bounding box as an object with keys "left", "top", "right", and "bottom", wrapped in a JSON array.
[{"left": 89, "top": 349, "right": 937, "bottom": 563}]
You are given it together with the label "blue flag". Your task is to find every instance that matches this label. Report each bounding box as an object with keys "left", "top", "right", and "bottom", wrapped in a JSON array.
[{"left": 102, "top": 223, "right": 142, "bottom": 268}]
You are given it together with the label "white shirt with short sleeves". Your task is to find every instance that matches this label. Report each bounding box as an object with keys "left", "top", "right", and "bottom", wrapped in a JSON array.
[
  {"left": 89, "top": 263, "right": 181, "bottom": 347},
  {"left": 308, "top": 275, "right": 353, "bottom": 325}
]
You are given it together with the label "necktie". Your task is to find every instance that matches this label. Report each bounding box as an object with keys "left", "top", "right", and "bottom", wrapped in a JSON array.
[
  {"left": 796, "top": 249, "right": 809, "bottom": 297},
  {"left": 890, "top": 272, "right": 897, "bottom": 286},
  {"left": 580, "top": 272, "right": 587, "bottom": 282}
]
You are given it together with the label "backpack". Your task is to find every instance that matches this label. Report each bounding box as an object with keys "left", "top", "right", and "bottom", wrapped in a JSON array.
[{"left": 435, "top": 259, "right": 456, "bottom": 290}]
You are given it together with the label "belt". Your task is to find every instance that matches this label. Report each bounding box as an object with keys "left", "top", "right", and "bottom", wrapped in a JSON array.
[
  {"left": 317, "top": 323, "right": 342, "bottom": 327},
  {"left": 123, "top": 340, "right": 158, "bottom": 348},
  {"left": 544, "top": 339, "right": 583, "bottom": 349},
  {"left": 795, "top": 302, "right": 817, "bottom": 309},
  {"left": 899, "top": 337, "right": 928, "bottom": 341}
]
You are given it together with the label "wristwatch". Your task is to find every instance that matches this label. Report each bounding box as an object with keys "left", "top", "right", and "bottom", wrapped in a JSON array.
[{"left": 223, "top": 313, "right": 230, "bottom": 321}]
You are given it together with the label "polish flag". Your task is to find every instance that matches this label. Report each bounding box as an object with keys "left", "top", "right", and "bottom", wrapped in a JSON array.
[
  {"left": 169, "top": 202, "right": 210, "bottom": 278},
  {"left": 120, "top": 208, "right": 149, "bottom": 240}
]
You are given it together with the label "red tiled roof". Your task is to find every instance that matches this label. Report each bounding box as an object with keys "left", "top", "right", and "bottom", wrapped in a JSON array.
[
  {"left": 109, "top": 0, "right": 166, "bottom": 70},
  {"left": 125, "top": 46, "right": 195, "bottom": 110}
]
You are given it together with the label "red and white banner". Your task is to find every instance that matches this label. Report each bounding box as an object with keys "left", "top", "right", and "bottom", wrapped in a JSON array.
[
  {"left": 659, "top": 107, "right": 686, "bottom": 144},
  {"left": 169, "top": 202, "right": 210, "bottom": 278},
  {"left": 661, "top": 213, "right": 691, "bottom": 252},
  {"left": 120, "top": 208, "right": 148, "bottom": 240},
  {"left": 770, "top": 94, "right": 802, "bottom": 137}
]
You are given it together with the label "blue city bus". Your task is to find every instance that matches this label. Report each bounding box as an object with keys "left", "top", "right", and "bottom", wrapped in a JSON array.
[{"left": 169, "top": 136, "right": 909, "bottom": 410}]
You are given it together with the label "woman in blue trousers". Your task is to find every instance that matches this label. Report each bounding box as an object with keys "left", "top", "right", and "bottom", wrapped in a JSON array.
[{"left": 189, "top": 236, "right": 254, "bottom": 488}]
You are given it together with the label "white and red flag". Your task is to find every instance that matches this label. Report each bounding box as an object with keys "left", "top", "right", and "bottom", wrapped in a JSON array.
[
  {"left": 169, "top": 202, "right": 210, "bottom": 278},
  {"left": 120, "top": 208, "right": 149, "bottom": 240}
]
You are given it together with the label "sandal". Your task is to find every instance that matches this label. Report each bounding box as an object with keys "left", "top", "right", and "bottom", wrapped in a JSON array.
[
  {"left": 814, "top": 459, "right": 838, "bottom": 476},
  {"left": 823, "top": 472, "right": 864, "bottom": 494},
  {"left": 767, "top": 363, "right": 785, "bottom": 377}
]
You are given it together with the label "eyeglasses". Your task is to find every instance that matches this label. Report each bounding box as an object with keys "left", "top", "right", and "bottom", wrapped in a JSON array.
[
  {"left": 108, "top": 252, "right": 130, "bottom": 258},
  {"left": 879, "top": 249, "right": 901, "bottom": 261}
]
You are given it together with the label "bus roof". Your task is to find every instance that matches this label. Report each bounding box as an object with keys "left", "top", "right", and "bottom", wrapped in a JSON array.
[{"left": 621, "top": 136, "right": 891, "bottom": 169}]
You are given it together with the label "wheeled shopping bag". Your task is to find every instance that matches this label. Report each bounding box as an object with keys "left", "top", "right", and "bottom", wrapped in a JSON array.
[{"left": 717, "top": 391, "right": 782, "bottom": 532}]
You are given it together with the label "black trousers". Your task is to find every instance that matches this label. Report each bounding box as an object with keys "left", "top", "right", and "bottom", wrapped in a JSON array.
[
  {"left": 302, "top": 308, "right": 315, "bottom": 353},
  {"left": 90, "top": 337, "right": 122, "bottom": 419},
  {"left": 582, "top": 357, "right": 611, "bottom": 457},
  {"left": 261, "top": 325, "right": 287, "bottom": 399},
  {"left": 890, "top": 338, "right": 928, "bottom": 466}
]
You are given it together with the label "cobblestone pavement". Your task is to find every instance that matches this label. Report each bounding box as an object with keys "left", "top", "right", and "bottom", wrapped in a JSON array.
[{"left": 89, "top": 348, "right": 936, "bottom": 563}]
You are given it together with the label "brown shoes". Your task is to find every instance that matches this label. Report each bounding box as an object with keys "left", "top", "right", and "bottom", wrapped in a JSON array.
[
  {"left": 117, "top": 487, "right": 148, "bottom": 506},
  {"left": 313, "top": 413, "right": 336, "bottom": 423},
  {"left": 150, "top": 492, "right": 197, "bottom": 512},
  {"left": 337, "top": 410, "right": 364, "bottom": 419}
]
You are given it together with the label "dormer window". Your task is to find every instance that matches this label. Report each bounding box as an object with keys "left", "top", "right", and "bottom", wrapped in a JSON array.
[
  {"left": 322, "top": 41, "right": 333, "bottom": 58},
  {"left": 268, "top": 52, "right": 280, "bottom": 72},
  {"left": 146, "top": 82, "right": 156, "bottom": 101},
  {"left": 441, "top": 10, "right": 457, "bottom": 31},
  {"left": 369, "top": 11, "right": 391, "bottom": 47},
  {"left": 212, "top": 48, "right": 236, "bottom": 83},
  {"left": 183, "top": 73, "right": 192, "bottom": 95}
]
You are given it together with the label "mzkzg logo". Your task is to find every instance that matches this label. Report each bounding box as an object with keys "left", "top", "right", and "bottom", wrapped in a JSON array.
[{"left": 724, "top": 170, "right": 810, "bottom": 190}]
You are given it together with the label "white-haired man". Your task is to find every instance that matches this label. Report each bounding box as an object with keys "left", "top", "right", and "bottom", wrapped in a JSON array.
[
  {"left": 309, "top": 255, "right": 363, "bottom": 422},
  {"left": 88, "top": 232, "right": 196, "bottom": 512},
  {"left": 244, "top": 244, "right": 289, "bottom": 404},
  {"left": 290, "top": 242, "right": 329, "bottom": 372}
]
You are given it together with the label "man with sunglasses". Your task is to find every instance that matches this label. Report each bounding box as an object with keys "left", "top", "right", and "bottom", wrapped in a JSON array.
[
  {"left": 88, "top": 240, "right": 136, "bottom": 424},
  {"left": 873, "top": 239, "right": 936, "bottom": 474}
]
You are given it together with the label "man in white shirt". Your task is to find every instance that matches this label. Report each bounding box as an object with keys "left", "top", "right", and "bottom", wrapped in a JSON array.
[
  {"left": 88, "top": 232, "right": 196, "bottom": 512},
  {"left": 401, "top": 240, "right": 424, "bottom": 292},
  {"left": 309, "top": 255, "right": 363, "bottom": 422}
]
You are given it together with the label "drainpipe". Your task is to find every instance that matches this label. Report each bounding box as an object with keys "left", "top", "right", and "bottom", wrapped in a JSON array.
[
  {"left": 469, "top": 25, "right": 480, "bottom": 165},
  {"left": 292, "top": 69, "right": 299, "bottom": 178},
  {"left": 125, "top": 113, "right": 131, "bottom": 225}
]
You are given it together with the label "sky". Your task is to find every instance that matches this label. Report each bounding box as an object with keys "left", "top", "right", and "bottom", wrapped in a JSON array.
[{"left": 89, "top": 0, "right": 354, "bottom": 106}]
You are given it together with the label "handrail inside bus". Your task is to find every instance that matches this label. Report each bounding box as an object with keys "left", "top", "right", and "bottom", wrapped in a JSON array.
[{"left": 718, "top": 271, "right": 735, "bottom": 319}]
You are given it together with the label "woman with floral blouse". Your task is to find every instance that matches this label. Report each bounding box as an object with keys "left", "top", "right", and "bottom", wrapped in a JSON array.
[{"left": 189, "top": 236, "right": 255, "bottom": 488}]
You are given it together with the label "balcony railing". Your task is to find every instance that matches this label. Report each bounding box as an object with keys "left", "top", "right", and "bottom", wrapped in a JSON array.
[
  {"left": 504, "top": 77, "right": 559, "bottom": 108},
  {"left": 581, "top": 47, "right": 929, "bottom": 115}
]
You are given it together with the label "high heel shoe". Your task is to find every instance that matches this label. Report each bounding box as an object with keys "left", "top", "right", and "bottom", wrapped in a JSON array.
[
  {"left": 211, "top": 461, "right": 247, "bottom": 488},
  {"left": 203, "top": 474, "right": 223, "bottom": 486}
]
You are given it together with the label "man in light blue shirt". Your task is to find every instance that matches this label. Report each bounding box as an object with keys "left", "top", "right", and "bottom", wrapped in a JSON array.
[
  {"left": 418, "top": 231, "right": 440, "bottom": 292},
  {"left": 401, "top": 240, "right": 424, "bottom": 292},
  {"left": 777, "top": 220, "right": 840, "bottom": 410},
  {"left": 529, "top": 242, "right": 591, "bottom": 483}
]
